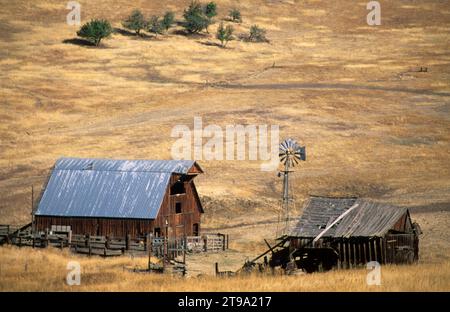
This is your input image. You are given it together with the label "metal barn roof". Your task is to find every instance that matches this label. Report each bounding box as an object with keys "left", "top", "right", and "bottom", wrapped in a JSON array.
[
  {"left": 34, "top": 158, "right": 198, "bottom": 219},
  {"left": 54, "top": 157, "right": 197, "bottom": 174},
  {"left": 290, "top": 196, "right": 408, "bottom": 238}
]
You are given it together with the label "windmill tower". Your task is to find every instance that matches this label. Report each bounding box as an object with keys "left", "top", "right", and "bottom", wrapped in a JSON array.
[{"left": 278, "top": 138, "right": 306, "bottom": 236}]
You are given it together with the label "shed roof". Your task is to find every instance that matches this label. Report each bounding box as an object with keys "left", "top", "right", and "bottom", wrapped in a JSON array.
[
  {"left": 34, "top": 158, "right": 200, "bottom": 219},
  {"left": 290, "top": 196, "right": 408, "bottom": 238}
]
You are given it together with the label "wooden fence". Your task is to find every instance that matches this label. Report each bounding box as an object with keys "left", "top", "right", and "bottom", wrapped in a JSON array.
[
  {"left": 0, "top": 225, "right": 19, "bottom": 243},
  {"left": 0, "top": 225, "right": 229, "bottom": 259}
]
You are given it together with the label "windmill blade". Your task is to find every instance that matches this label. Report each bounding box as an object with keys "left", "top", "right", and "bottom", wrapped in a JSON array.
[
  {"left": 279, "top": 138, "right": 306, "bottom": 168},
  {"left": 289, "top": 157, "right": 295, "bottom": 167}
]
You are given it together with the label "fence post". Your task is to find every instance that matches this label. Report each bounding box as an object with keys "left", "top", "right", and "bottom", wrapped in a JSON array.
[
  {"left": 175, "top": 239, "right": 178, "bottom": 259},
  {"left": 163, "top": 236, "right": 167, "bottom": 271},
  {"left": 147, "top": 233, "right": 153, "bottom": 271},
  {"left": 183, "top": 236, "right": 187, "bottom": 276},
  {"left": 44, "top": 230, "right": 49, "bottom": 248},
  {"left": 87, "top": 234, "right": 91, "bottom": 256},
  {"left": 222, "top": 234, "right": 226, "bottom": 251},
  {"left": 6, "top": 227, "right": 10, "bottom": 244},
  {"left": 68, "top": 230, "right": 72, "bottom": 246},
  {"left": 126, "top": 234, "right": 131, "bottom": 251}
]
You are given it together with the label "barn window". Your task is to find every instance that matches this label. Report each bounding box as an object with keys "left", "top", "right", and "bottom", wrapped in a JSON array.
[
  {"left": 175, "top": 202, "right": 182, "bottom": 214},
  {"left": 154, "top": 228, "right": 161, "bottom": 237},
  {"left": 171, "top": 181, "right": 185, "bottom": 195}
]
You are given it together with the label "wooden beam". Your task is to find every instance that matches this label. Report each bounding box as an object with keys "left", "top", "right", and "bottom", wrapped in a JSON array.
[
  {"left": 357, "top": 242, "right": 362, "bottom": 265},
  {"left": 347, "top": 242, "right": 352, "bottom": 269},
  {"left": 337, "top": 242, "right": 342, "bottom": 269},
  {"left": 343, "top": 241, "right": 347, "bottom": 269},
  {"left": 380, "top": 238, "right": 385, "bottom": 264},
  {"left": 363, "top": 241, "right": 367, "bottom": 264},
  {"left": 374, "top": 239, "right": 378, "bottom": 263}
]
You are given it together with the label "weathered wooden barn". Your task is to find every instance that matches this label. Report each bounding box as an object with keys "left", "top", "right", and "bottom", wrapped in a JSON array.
[
  {"left": 33, "top": 158, "right": 204, "bottom": 238},
  {"left": 289, "top": 196, "right": 422, "bottom": 269}
]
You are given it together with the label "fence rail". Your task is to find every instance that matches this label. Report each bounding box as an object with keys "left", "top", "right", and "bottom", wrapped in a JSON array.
[{"left": 0, "top": 225, "right": 229, "bottom": 259}]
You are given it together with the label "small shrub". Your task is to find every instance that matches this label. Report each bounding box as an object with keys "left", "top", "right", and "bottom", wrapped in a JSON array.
[
  {"left": 248, "top": 25, "right": 268, "bottom": 42},
  {"left": 229, "top": 8, "right": 242, "bottom": 23},
  {"left": 161, "top": 11, "right": 175, "bottom": 32},
  {"left": 204, "top": 2, "right": 217, "bottom": 19},
  {"left": 216, "top": 22, "right": 233, "bottom": 47},
  {"left": 122, "top": 9, "right": 146, "bottom": 35},
  {"left": 204, "top": 2, "right": 217, "bottom": 32},
  {"left": 148, "top": 16, "right": 164, "bottom": 37},
  {"left": 77, "top": 19, "right": 113, "bottom": 46},
  {"left": 183, "top": 1, "right": 212, "bottom": 34}
]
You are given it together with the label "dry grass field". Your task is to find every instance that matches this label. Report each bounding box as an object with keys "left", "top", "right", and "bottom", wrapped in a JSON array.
[
  {"left": 0, "top": 242, "right": 449, "bottom": 292},
  {"left": 0, "top": 0, "right": 449, "bottom": 291},
  {"left": 1, "top": 211, "right": 449, "bottom": 291}
]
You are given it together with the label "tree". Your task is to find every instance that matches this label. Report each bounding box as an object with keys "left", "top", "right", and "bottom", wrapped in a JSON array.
[
  {"left": 216, "top": 22, "right": 233, "bottom": 47},
  {"left": 204, "top": 2, "right": 217, "bottom": 19},
  {"left": 161, "top": 11, "right": 175, "bottom": 32},
  {"left": 183, "top": 1, "right": 211, "bottom": 34},
  {"left": 248, "top": 24, "right": 268, "bottom": 42},
  {"left": 148, "top": 16, "right": 163, "bottom": 37},
  {"left": 122, "top": 9, "right": 146, "bottom": 35},
  {"left": 229, "top": 8, "right": 242, "bottom": 23},
  {"left": 77, "top": 19, "right": 113, "bottom": 46},
  {"left": 203, "top": 2, "right": 217, "bottom": 33}
]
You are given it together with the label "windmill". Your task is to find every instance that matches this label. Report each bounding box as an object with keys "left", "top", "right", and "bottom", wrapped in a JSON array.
[{"left": 278, "top": 138, "right": 306, "bottom": 236}]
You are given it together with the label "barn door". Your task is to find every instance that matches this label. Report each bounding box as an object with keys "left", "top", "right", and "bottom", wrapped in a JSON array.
[{"left": 193, "top": 223, "right": 199, "bottom": 236}]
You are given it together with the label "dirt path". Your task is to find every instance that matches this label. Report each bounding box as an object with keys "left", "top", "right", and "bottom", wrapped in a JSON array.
[
  {"left": 215, "top": 82, "right": 450, "bottom": 97},
  {"left": 40, "top": 79, "right": 449, "bottom": 138}
]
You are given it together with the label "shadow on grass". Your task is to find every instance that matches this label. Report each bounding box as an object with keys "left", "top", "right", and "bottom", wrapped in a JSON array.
[
  {"left": 114, "top": 28, "right": 153, "bottom": 39},
  {"left": 198, "top": 41, "right": 224, "bottom": 48},
  {"left": 172, "top": 29, "right": 209, "bottom": 38},
  {"left": 222, "top": 17, "right": 241, "bottom": 23},
  {"left": 62, "top": 38, "right": 96, "bottom": 47}
]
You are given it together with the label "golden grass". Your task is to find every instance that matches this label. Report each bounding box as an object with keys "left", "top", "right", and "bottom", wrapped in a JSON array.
[
  {"left": 0, "top": 211, "right": 449, "bottom": 291},
  {"left": 0, "top": 245, "right": 449, "bottom": 291}
]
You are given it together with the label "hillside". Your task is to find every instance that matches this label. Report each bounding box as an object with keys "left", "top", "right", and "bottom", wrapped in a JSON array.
[{"left": 0, "top": 0, "right": 449, "bottom": 229}]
